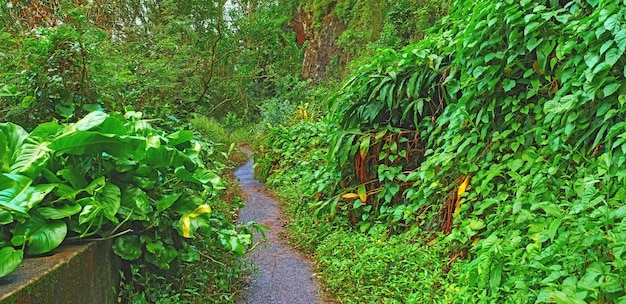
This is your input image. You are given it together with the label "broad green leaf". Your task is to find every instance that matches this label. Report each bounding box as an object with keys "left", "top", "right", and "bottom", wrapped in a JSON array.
[
  {"left": 0, "top": 247, "right": 23, "bottom": 278},
  {"left": 167, "top": 130, "right": 194, "bottom": 146},
  {"left": 112, "top": 235, "right": 142, "bottom": 261},
  {"left": 540, "top": 271, "right": 565, "bottom": 284},
  {"left": 578, "top": 263, "right": 603, "bottom": 289},
  {"left": 524, "top": 22, "right": 540, "bottom": 36},
  {"left": 13, "top": 213, "right": 67, "bottom": 255},
  {"left": 156, "top": 193, "right": 182, "bottom": 212},
  {"left": 0, "top": 174, "right": 29, "bottom": 213},
  {"left": 100, "top": 183, "right": 121, "bottom": 223},
  {"left": 469, "top": 218, "right": 485, "bottom": 230},
  {"left": 584, "top": 52, "right": 600, "bottom": 69},
  {"left": 526, "top": 37, "right": 543, "bottom": 52},
  {"left": 174, "top": 167, "right": 224, "bottom": 189},
  {"left": 615, "top": 28, "right": 626, "bottom": 50},
  {"left": 547, "top": 216, "right": 562, "bottom": 239},
  {"left": 0, "top": 209, "right": 13, "bottom": 224},
  {"left": 57, "top": 166, "right": 87, "bottom": 190},
  {"left": 604, "top": 14, "right": 619, "bottom": 32},
  {"left": 98, "top": 116, "right": 127, "bottom": 135},
  {"left": 605, "top": 47, "right": 625, "bottom": 67},
  {"left": 603, "top": 83, "right": 621, "bottom": 97},
  {"left": 10, "top": 138, "right": 50, "bottom": 178},
  {"left": 73, "top": 111, "right": 108, "bottom": 131},
  {"left": 600, "top": 39, "right": 614, "bottom": 55},
  {"left": 502, "top": 79, "right": 516, "bottom": 92},
  {"left": 146, "top": 145, "right": 193, "bottom": 169},
  {"left": 38, "top": 204, "right": 82, "bottom": 220},
  {"left": 0, "top": 122, "right": 28, "bottom": 173},
  {"left": 0, "top": 174, "right": 55, "bottom": 214},
  {"left": 84, "top": 176, "right": 106, "bottom": 195},
  {"left": 145, "top": 243, "right": 178, "bottom": 268},
  {"left": 121, "top": 187, "right": 152, "bottom": 214},
  {"left": 49, "top": 131, "right": 139, "bottom": 158},
  {"left": 550, "top": 290, "right": 586, "bottom": 304},
  {"left": 78, "top": 202, "right": 100, "bottom": 225},
  {"left": 180, "top": 247, "right": 200, "bottom": 262},
  {"left": 29, "top": 122, "right": 62, "bottom": 140},
  {"left": 544, "top": 95, "right": 576, "bottom": 114},
  {"left": 489, "top": 265, "right": 502, "bottom": 293},
  {"left": 82, "top": 103, "right": 103, "bottom": 113},
  {"left": 26, "top": 219, "right": 67, "bottom": 255},
  {"left": 228, "top": 235, "right": 246, "bottom": 257},
  {"left": 132, "top": 176, "right": 156, "bottom": 189}
]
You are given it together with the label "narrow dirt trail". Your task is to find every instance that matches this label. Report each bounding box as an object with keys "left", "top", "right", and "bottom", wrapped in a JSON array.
[{"left": 235, "top": 151, "right": 322, "bottom": 304}]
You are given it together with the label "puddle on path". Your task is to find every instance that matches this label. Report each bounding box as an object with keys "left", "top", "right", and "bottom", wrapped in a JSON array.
[{"left": 235, "top": 151, "right": 322, "bottom": 304}]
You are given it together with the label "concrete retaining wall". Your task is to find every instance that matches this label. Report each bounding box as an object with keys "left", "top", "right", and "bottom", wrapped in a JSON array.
[{"left": 0, "top": 241, "right": 120, "bottom": 304}]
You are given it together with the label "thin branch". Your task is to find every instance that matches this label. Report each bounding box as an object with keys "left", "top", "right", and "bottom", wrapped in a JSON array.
[
  {"left": 207, "top": 98, "right": 232, "bottom": 115},
  {"left": 195, "top": 0, "right": 226, "bottom": 104},
  {"left": 198, "top": 250, "right": 227, "bottom": 267}
]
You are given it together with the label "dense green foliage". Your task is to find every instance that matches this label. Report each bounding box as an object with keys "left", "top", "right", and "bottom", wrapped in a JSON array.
[
  {"left": 256, "top": 0, "right": 626, "bottom": 303},
  {"left": 0, "top": 0, "right": 304, "bottom": 129},
  {"left": 0, "top": 0, "right": 304, "bottom": 301},
  {"left": 0, "top": 111, "right": 256, "bottom": 302},
  {"left": 7, "top": 0, "right": 626, "bottom": 302}
]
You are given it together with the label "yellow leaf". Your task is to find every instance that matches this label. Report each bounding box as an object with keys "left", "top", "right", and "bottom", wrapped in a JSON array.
[
  {"left": 457, "top": 176, "right": 470, "bottom": 197},
  {"left": 181, "top": 215, "right": 191, "bottom": 238},
  {"left": 188, "top": 204, "right": 212, "bottom": 218},
  {"left": 453, "top": 175, "right": 471, "bottom": 219},
  {"left": 341, "top": 193, "right": 360, "bottom": 199}
]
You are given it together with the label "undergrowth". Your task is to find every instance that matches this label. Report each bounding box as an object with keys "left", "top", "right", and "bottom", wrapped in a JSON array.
[
  {"left": 256, "top": 121, "right": 463, "bottom": 303},
  {"left": 120, "top": 116, "right": 259, "bottom": 304}
]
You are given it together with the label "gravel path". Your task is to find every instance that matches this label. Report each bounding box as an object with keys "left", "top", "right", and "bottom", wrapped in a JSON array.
[{"left": 235, "top": 152, "right": 322, "bottom": 304}]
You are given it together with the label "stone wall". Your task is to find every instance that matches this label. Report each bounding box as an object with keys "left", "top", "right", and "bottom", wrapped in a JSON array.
[{"left": 0, "top": 241, "right": 120, "bottom": 304}]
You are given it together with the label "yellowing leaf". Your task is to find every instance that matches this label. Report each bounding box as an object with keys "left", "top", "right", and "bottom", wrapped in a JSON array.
[
  {"left": 341, "top": 193, "right": 360, "bottom": 199},
  {"left": 188, "top": 204, "right": 212, "bottom": 218},
  {"left": 532, "top": 60, "right": 544, "bottom": 75},
  {"left": 181, "top": 215, "right": 191, "bottom": 238},
  {"left": 548, "top": 78, "right": 559, "bottom": 95},
  {"left": 453, "top": 175, "right": 471, "bottom": 219},
  {"left": 457, "top": 175, "right": 470, "bottom": 197}
]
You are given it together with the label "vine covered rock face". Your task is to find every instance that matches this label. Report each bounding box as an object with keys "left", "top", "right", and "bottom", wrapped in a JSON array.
[{"left": 309, "top": 0, "right": 626, "bottom": 302}]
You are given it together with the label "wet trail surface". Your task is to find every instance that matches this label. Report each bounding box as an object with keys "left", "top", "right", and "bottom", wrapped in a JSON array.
[{"left": 235, "top": 152, "right": 322, "bottom": 304}]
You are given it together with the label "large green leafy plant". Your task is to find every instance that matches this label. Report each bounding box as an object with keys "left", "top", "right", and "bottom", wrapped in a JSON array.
[{"left": 0, "top": 111, "right": 252, "bottom": 285}]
